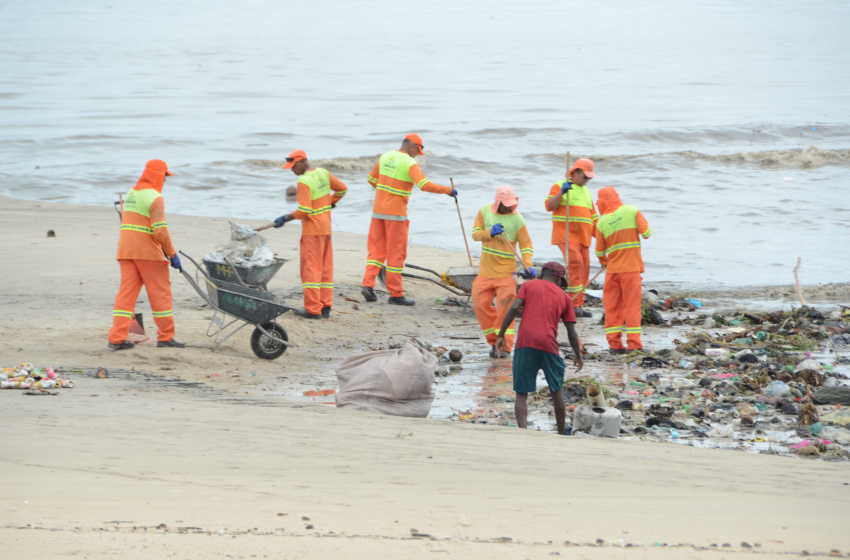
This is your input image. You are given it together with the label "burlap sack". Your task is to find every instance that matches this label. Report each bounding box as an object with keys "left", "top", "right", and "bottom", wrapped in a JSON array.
[{"left": 335, "top": 340, "right": 437, "bottom": 418}]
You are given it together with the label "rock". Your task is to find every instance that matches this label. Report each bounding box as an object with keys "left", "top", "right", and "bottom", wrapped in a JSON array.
[
  {"left": 448, "top": 349, "right": 463, "bottom": 362},
  {"left": 698, "top": 377, "right": 713, "bottom": 388},
  {"left": 286, "top": 185, "right": 297, "bottom": 197},
  {"left": 777, "top": 371, "right": 793, "bottom": 383}
]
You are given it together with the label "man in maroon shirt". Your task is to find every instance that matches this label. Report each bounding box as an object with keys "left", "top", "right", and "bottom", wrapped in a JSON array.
[{"left": 496, "top": 261, "right": 584, "bottom": 435}]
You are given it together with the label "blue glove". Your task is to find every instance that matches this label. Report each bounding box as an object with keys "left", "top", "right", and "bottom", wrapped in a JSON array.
[
  {"left": 273, "top": 215, "right": 289, "bottom": 228},
  {"left": 490, "top": 223, "right": 504, "bottom": 236},
  {"left": 169, "top": 254, "right": 182, "bottom": 271},
  {"left": 448, "top": 187, "right": 457, "bottom": 197},
  {"left": 525, "top": 267, "right": 537, "bottom": 279},
  {"left": 560, "top": 182, "right": 573, "bottom": 195}
]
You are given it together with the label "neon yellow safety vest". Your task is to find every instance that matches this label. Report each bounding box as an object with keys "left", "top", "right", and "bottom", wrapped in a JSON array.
[{"left": 297, "top": 168, "right": 332, "bottom": 216}]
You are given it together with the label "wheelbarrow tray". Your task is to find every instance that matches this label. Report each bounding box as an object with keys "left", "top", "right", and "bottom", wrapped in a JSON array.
[
  {"left": 445, "top": 266, "right": 478, "bottom": 293},
  {"left": 205, "top": 278, "right": 289, "bottom": 325},
  {"left": 203, "top": 258, "right": 286, "bottom": 290}
]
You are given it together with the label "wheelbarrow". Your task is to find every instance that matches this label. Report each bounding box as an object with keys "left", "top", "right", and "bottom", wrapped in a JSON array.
[
  {"left": 179, "top": 251, "right": 293, "bottom": 360},
  {"left": 377, "top": 263, "right": 476, "bottom": 297}
]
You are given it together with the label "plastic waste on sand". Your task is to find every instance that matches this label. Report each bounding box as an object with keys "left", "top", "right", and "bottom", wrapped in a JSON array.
[
  {"left": 572, "top": 405, "right": 622, "bottom": 438},
  {"left": 707, "top": 424, "right": 734, "bottom": 438},
  {"left": 819, "top": 426, "right": 850, "bottom": 445},
  {"left": 763, "top": 380, "right": 791, "bottom": 397}
]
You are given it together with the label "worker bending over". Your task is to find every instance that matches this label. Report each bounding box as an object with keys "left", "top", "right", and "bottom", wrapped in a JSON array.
[
  {"left": 108, "top": 159, "right": 184, "bottom": 349},
  {"left": 594, "top": 186, "right": 652, "bottom": 353},
  {"left": 496, "top": 262, "right": 583, "bottom": 435},
  {"left": 545, "top": 158, "right": 598, "bottom": 317},
  {"left": 361, "top": 133, "right": 456, "bottom": 306},
  {"left": 274, "top": 149, "right": 348, "bottom": 319},
  {"left": 471, "top": 186, "right": 534, "bottom": 358}
]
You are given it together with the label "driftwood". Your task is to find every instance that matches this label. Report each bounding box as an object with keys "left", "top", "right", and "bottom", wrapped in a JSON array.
[{"left": 794, "top": 257, "right": 805, "bottom": 306}]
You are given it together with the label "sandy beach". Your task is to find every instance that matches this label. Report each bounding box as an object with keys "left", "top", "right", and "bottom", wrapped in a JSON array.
[{"left": 2, "top": 196, "right": 848, "bottom": 559}]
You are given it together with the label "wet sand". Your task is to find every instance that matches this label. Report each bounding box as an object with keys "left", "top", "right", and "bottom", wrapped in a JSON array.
[{"left": 1, "top": 196, "right": 848, "bottom": 558}]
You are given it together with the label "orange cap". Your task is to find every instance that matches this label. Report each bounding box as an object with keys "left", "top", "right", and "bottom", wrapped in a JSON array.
[
  {"left": 148, "top": 159, "right": 174, "bottom": 176},
  {"left": 405, "top": 133, "right": 425, "bottom": 155},
  {"left": 283, "top": 149, "right": 307, "bottom": 169},
  {"left": 490, "top": 185, "right": 519, "bottom": 214},
  {"left": 568, "top": 158, "right": 596, "bottom": 178}
]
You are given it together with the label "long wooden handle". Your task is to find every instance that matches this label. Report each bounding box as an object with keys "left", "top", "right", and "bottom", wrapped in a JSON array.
[
  {"left": 497, "top": 234, "right": 527, "bottom": 270},
  {"left": 451, "top": 178, "right": 474, "bottom": 267},
  {"left": 254, "top": 222, "right": 277, "bottom": 232}
]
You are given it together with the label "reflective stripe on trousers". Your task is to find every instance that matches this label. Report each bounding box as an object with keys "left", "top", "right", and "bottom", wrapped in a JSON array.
[
  {"left": 300, "top": 234, "right": 333, "bottom": 315},
  {"left": 362, "top": 217, "right": 409, "bottom": 298},
  {"left": 557, "top": 242, "right": 590, "bottom": 308},
  {"left": 472, "top": 275, "right": 518, "bottom": 351},
  {"left": 603, "top": 271, "right": 642, "bottom": 350},
  {"left": 109, "top": 259, "right": 175, "bottom": 343}
]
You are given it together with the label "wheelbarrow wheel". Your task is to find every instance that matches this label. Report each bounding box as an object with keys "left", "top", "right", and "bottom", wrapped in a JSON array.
[{"left": 250, "top": 322, "right": 288, "bottom": 360}]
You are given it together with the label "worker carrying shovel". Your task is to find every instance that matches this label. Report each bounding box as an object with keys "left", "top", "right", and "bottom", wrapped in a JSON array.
[
  {"left": 273, "top": 149, "right": 348, "bottom": 319},
  {"left": 545, "top": 158, "right": 598, "bottom": 317},
  {"left": 360, "top": 134, "right": 456, "bottom": 307},
  {"left": 471, "top": 186, "right": 534, "bottom": 359}
]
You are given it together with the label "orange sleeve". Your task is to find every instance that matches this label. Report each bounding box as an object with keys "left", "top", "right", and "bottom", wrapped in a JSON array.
[
  {"left": 329, "top": 173, "right": 347, "bottom": 205},
  {"left": 409, "top": 163, "right": 452, "bottom": 195},
  {"left": 545, "top": 184, "right": 563, "bottom": 212},
  {"left": 595, "top": 229, "right": 608, "bottom": 266},
  {"left": 150, "top": 197, "right": 176, "bottom": 258},
  {"left": 367, "top": 161, "right": 380, "bottom": 187},
  {"left": 636, "top": 211, "right": 651, "bottom": 238},
  {"left": 291, "top": 180, "right": 311, "bottom": 220},
  {"left": 471, "top": 210, "right": 490, "bottom": 242},
  {"left": 517, "top": 224, "right": 533, "bottom": 269}
]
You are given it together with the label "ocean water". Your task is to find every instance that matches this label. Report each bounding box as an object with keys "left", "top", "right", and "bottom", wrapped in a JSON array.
[{"left": 2, "top": 0, "right": 849, "bottom": 289}]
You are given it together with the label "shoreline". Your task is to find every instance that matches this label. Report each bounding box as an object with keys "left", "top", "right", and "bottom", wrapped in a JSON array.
[{"left": 2, "top": 195, "right": 849, "bottom": 558}]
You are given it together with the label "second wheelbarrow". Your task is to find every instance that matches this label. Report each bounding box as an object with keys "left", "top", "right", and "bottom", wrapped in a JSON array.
[{"left": 377, "top": 263, "right": 476, "bottom": 296}]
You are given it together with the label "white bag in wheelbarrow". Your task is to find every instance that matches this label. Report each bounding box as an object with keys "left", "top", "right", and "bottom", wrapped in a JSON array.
[
  {"left": 205, "top": 222, "right": 275, "bottom": 267},
  {"left": 335, "top": 341, "right": 437, "bottom": 418}
]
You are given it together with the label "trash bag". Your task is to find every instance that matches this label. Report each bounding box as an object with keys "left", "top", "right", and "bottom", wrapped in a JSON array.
[
  {"left": 812, "top": 386, "right": 850, "bottom": 406},
  {"left": 335, "top": 340, "right": 437, "bottom": 418},
  {"left": 204, "top": 222, "right": 275, "bottom": 267}
]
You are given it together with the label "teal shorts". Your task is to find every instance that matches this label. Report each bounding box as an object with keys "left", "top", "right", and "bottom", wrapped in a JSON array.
[{"left": 512, "top": 347, "right": 565, "bottom": 394}]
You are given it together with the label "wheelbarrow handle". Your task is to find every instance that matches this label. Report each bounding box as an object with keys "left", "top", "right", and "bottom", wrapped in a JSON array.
[{"left": 402, "top": 263, "right": 443, "bottom": 278}]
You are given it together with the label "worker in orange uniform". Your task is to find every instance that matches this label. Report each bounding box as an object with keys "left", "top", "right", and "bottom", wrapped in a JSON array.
[
  {"left": 361, "top": 134, "right": 456, "bottom": 306},
  {"left": 545, "top": 158, "right": 598, "bottom": 317},
  {"left": 273, "top": 149, "right": 348, "bottom": 319},
  {"left": 471, "top": 186, "right": 534, "bottom": 358},
  {"left": 594, "top": 186, "right": 652, "bottom": 353},
  {"left": 108, "top": 159, "right": 184, "bottom": 350}
]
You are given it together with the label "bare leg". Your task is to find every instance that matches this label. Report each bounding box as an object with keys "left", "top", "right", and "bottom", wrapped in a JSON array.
[
  {"left": 552, "top": 388, "right": 566, "bottom": 435},
  {"left": 515, "top": 392, "right": 529, "bottom": 429}
]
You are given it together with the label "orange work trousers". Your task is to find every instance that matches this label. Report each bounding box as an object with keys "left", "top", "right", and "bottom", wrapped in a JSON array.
[
  {"left": 108, "top": 259, "right": 175, "bottom": 344},
  {"left": 557, "top": 242, "right": 590, "bottom": 308},
  {"left": 362, "top": 217, "right": 409, "bottom": 298},
  {"left": 472, "top": 275, "right": 518, "bottom": 352},
  {"left": 300, "top": 234, "right": 333, "bottom": 315},
  {"left": 603, "top": 271, "right": 643, "bottom": 350}
]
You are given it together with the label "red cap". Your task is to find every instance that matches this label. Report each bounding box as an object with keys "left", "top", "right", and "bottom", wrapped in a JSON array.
[
  {"left": 568, "top": 158, "right": 596, "bottom": 178},
  {"left": 542, "top": 261, "right": 566, "bottom": 278},
  {"left": 283, "top": 149, "right": 307, "bottom": 169},
  {"left": 405, "top": 133, "right": 425, "bottom": 155}
]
